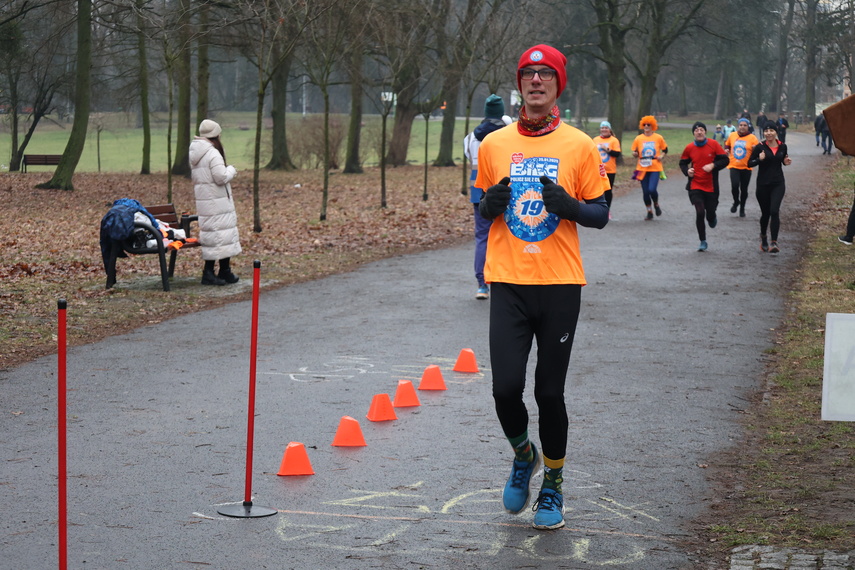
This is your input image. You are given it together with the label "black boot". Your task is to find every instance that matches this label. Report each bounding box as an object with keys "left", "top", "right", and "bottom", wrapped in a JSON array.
[
  {"left": 201, "top": 260, "right": 226, "bottom": 286},
  {"left": 217, "top": 258, "right": 239, "bottom": 284}
]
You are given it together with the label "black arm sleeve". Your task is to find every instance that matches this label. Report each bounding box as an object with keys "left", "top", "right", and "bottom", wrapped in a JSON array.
[
  {"left": 679, "top": 157, "right": 691, "bottom": 177},
  {"left": 575, "top": 195, "right": 609, "bottom": 229},
  {"left": 713, "top": 153, "right": 729, "bottom": 171},
  {"left": 747, "top": 145, "right": 763, "bottom": 168}
]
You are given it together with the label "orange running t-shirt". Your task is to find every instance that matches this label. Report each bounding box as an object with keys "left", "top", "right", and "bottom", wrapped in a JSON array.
[
  {"left": 725, "top": 132, "right": 760, "bottom": 170},
  {"left": 475, "top": 122, "right": 607, "bottom": 286},
  {"left": 592, "top": 135, "right": 621, "bottom": 174},
  {"left": 631, "top": 133, "right": 667, "bottom": 173}
]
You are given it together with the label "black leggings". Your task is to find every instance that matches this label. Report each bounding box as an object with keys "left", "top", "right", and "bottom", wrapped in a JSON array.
[
  {"left": 756, "top": 182, "right": 786, "bottom": 241},
  {"left": 489, "top": 282, "right": 581, "bottom": 460},
  {"left": 605, "top": 173, "right": 616, "bottom": 209},
  {"left": 730, "top": 169, "right": 752, "bottom": 208},
  {"left": 688, "top": 189, "right": 718, "bottom": 241}
]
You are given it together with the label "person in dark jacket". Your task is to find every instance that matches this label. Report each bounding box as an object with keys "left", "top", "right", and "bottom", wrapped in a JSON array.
[
  {"left": 748, "top": 122, "right": 792, "bottom": 253},
  {"left": 776, "top": 113, "right": 790, "bottom": 144},
  {"left": 679, "top": 122, "right": 729, "bottom": 251},
  {"left": 463, "top": 94, "right": 512, "bottom": 299},
  {"left": 814, "top": 114, "right": 823, "bottom": 147},
  {"left": 817, "top": 113, "right": 834, "bottom": 155}
]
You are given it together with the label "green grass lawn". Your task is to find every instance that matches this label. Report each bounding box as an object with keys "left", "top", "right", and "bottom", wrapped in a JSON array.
[{"left": 0, "top": 110, "right": 702, "bottom": 174}]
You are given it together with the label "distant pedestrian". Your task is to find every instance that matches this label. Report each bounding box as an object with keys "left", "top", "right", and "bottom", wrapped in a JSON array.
[
  {"left": 818, "top": 113, "right": 834, "bottom": 155},
  {"left": 592, "top": 120, "right": 622, "bottom": 212},
  {"left": 756, "top": 110, "right": 767, "bottom": 132},
  {"left": 631, "top": 116, "right": 668, "bottom": 220},
  {"left": 722, "top": 119, "right": 736, "bottom": 140},
  {"left": 190, "top": 119, "right": 241, "bottom": 285},
  {"left": 724, "top": 118, "right": 760, "bottom": 217},
  {"left": 679, "top": 122, "right": 729, "bottom": 251},
  {"left": 463, "top": 94, "right": 512, "bottom": 300},
  {"left": 776, "top": 113, "right": 790, "bottom": 144},
  {"left": 748, "top": 121, "right": 791, "bottom": 253},
  {"left": 814, "top": 114, "right": 823, "bottom": 147}
]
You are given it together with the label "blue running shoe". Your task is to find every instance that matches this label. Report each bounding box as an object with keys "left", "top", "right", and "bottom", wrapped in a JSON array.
[
  {"left": 532, "top": 488, "right": 565, "bottom": 529},
  {"left": 698, "top": 240, "right": 708, "bottom": 252},
  {"left": 502, "top": 445, "right": 540, "bottom": 513},
  {"left": 476, "top": 285, "right": 489, "bottom": 300}
]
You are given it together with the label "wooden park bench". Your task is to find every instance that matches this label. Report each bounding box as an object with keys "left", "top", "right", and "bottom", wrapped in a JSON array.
[
  {"left": 22, "top": 154, "right": 62, "bottom": 172},
  {"left": 105, "top": 204, "right": 200, "bottom": 292}
]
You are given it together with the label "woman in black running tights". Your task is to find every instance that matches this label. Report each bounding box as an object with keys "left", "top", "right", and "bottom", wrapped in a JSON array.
[{"left": 748, "top": 121, "right": 792, "bottom": 253}]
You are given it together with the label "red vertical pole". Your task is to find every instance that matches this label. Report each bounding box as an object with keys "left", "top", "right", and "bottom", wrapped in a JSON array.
[
  {"left": 57, "top": 299, "right": 67, "bottom": 570},
  {"left": 243, "top": 261, "right": 261, "bottom": 505}
]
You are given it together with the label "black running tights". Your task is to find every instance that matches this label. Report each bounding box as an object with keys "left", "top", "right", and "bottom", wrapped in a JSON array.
[
  {"left": 730, "top": 168, "right": 752, "bottom": 208},
  {"left": 756, "top": 182, "right": 786, "bottom": 241},
  {"left": 489, "top": 282, "right": 581, "bottom": 460}
]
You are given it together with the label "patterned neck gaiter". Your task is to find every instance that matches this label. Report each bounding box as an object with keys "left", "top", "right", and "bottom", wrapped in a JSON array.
[{"left": 517, "top": 105, "right": 561, "bottom": 137}]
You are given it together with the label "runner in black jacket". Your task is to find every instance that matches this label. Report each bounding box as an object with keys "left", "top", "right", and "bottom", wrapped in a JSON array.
[{"left": 748, "top": 122, "right": 792, "bottom": 253}]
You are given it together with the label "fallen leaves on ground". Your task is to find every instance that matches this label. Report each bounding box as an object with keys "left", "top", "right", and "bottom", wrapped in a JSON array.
[{"left": 0, "top": 166, "right": 471, "bottom": 370}]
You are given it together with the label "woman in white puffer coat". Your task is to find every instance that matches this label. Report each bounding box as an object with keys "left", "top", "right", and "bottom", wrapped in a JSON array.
[{"left": 189, "top": 119, "right": 241, "bottom": 286}]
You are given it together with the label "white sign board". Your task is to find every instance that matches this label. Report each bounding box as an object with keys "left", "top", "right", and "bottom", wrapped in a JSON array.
[{"left": 822, "top": 312, "right": 855, "bottom": 421}]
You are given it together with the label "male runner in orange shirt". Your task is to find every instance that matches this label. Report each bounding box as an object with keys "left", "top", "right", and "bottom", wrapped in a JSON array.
[{"left": 476, "top": 43, "right": 609, "bottom": 531}]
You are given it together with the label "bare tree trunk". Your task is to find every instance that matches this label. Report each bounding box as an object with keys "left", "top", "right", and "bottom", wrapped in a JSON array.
[
  {"left": 252, "top": 72, "right": 265, "bottom": 232},
  {"left": 434, "top": 76, "right": 460, "bottom": 167},
  {"left": 713, "top": 66, "right": 724, "bottom": 120},
  {"left": 137, "top": 0, "right": 151, "bottom": 175},
  {"left": 592, "top": 0, "right": 629, "bottom": 142},
  {"left": 196, "top": 1, "right": 209, "bottom": 130},
  {"left": 804, "top": 0, "right": 819, "bottom": 120},
  {"left": 771, "top": 0, "right": 796, "bottom": 112},
  {"left": 265, "top": 53, "right": 296, "bottom": 170},
  {"left": 344, "top": 44, "right": 364, "bottom": 174},
  {"left": 170, "top": 0, "right": 191, "bottom": 176},
  {"left": 320, "top": 88, "right": 331, "bottom": 221},
  {"left": 387, "top": 102, "right": 419, "bottom": 166},
  {"left": 36, "top": 0, "right": 91, "bottom": 191}
]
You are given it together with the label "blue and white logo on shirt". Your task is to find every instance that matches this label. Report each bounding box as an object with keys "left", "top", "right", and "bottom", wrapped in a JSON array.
[
  {"left": 733, "top": 139, "right": 747, "bottom": 160},
  {"left": 639, "top": 140, "right": 656, "bottom": 168},
  {"left": 505, "top": 157, "right": 560, "bottom": 243}
]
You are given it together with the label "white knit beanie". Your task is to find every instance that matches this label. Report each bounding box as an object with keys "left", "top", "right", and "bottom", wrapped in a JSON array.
[{"left": 198, "top": 119, "right": 222, "bottom": 138}]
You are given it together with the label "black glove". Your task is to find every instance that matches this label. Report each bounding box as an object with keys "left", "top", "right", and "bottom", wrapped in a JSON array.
[
  {"left": 479, "top": 177, "right": 512, "bottom": 220},
  {"left": 540, "top": 176, "right": 580, "bottom": 220}
]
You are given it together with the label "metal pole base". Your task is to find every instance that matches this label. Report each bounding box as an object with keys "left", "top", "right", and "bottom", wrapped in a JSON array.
[{"left": 218, "top": 502, "right": 278, "bottom": 518}]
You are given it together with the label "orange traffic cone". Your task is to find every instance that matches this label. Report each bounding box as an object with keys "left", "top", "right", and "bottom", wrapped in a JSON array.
[
  {"left": 392, "top": 380, "right": 421, "bottom": 408},
  {"left": 366, "top": 393, "right": 397, "bottom": 421},
  {"left": 418, "top": 364, "right": 447, "bottom": 391},
  {"left": 277, "top": 442, "right": 314, "bottom": 476},
  {"left": 453, "top": 348, "right": 479, "bottom": 373},
  {"left": 332, "top": 415, "right": 367, "bottom": 446}
]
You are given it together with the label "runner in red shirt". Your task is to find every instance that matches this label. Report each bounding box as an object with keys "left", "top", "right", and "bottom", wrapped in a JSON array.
[{"left": 679, "top": 122, "right": 729, "bottom": 251}]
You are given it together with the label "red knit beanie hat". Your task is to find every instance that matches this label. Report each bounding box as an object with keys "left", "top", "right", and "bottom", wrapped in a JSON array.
[{"left": 517, "top": 44, "right": 567, "bottom": 97}]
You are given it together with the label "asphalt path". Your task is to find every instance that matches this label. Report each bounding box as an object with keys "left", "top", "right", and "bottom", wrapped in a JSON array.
[{"left": 1, "top": 131, "right": 826, "bottom": 569}]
